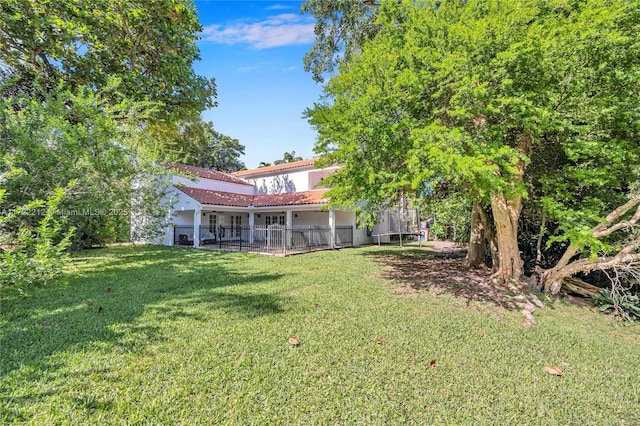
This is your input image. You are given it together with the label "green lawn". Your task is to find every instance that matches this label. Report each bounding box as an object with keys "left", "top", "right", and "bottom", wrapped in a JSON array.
[{"left": 1, "top": 245, "right": 639, "bottom": 424}]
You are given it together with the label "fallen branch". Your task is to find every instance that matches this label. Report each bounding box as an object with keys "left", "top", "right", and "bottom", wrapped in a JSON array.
[{"left": 561, "top": 277, "right": 601, "bottom": 298}]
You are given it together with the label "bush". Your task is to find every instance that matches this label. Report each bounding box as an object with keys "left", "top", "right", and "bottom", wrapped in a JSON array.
[
  {"left": 0, "top": 189, "right": 73, "bottom": 292},
  {"left": 593, "top": 287, "right": 640, "bottom": 322}
]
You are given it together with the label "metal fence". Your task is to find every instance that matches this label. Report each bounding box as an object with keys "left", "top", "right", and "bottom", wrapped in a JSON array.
[
  {"left": 174, "top": 226, "right": 195, "bottom": 246},
  {"left": 335, "top": 226, "right": 353, "bottom": 246},
  {"left": 174, "top": 224, "right": 353, "bottom": 254}
]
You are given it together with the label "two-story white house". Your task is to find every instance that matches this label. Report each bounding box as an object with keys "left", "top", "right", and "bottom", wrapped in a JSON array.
[{"left": 155, "top": 159, "right": 372, "bottom": 254}]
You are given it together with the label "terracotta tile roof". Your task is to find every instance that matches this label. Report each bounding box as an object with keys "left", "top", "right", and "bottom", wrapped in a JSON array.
[
  {"left": 233, "top": 158, "right": 319, "bottom": 177},
  {"left": 176, "top": 186, "right": 329, "bottom": 208},
  {"left": 176, "top": 187, "right": 253, "bottom": 207},
  {"left": 166, "top": 163, "right": 253, "bottom": 187},
  {"left": 253, "top": 189, "right": 329, "bottom": 207}
]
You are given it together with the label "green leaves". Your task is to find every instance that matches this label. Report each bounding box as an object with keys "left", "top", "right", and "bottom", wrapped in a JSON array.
[
  {"left": 169, "top": 117, "right": 246, "bottom": 172},
  {"left": 306, "top": 0, "right": 640, "bottom": 276},
  {"left": 0, "top": 188, "right": 73, "bottom": 291},
  {"left": 0, "top": 86, "right": 166, "bottom": 249},
  {"left": 0, "top": 0, "right": 214, "bottom": 121}
]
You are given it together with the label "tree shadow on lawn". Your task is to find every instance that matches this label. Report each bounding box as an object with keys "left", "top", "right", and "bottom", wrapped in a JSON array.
[
  {"left": 0, "top": 246, "right": 288, "bottom": 387},
  {"left": 362, "top": 246, "right": 527, "bottom": 311}
]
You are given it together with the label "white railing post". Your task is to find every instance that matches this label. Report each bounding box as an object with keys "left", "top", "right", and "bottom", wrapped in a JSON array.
[
  {"left": 249, "top": 212, "right": 255, "bottom": 244},
  {"left": 193, "top": 209, "right": 201, "bottom": 248},
  {"left": 329, "top": 209, "right": 336, "bottom": 249},
  {"left": 286, "top": 210, "right": 292, "bottom": 249}
]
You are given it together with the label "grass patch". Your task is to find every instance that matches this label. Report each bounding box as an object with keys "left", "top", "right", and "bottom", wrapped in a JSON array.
[{"left": 1, "top": 245, "right": 639, "bottom": 424}]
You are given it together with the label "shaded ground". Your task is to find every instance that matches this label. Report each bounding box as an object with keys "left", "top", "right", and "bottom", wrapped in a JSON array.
[{"left": 369, "top": 241, "right": 538, "bottom": 312}]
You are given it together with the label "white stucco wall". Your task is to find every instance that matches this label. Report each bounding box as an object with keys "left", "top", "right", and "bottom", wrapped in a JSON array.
[
  {"left": 353, "top": 227, "right": 369, "bottom": 246},
  {"left": 250, "top": 169, "right": 310, "bottom": 194},
  {"left": 247, "top": 166, "right": 338, "bottom": 194},
  {"left": 161, "top": 224, "right": 174, "bottom": 246},
  {"left": 334, "top": 210, "right": 355, "bottom": 227},
  {"left": 372, "top": 213, "right": 391, "bottom": 243},
  {"left": 291, "top": 210, "right": 329, "bottom": 226},
  {"left": 161, "top": 187, "right": 200, "bottom": 246},
  {"left": 166, "top": 186, "right": 201, "bottom": 213},
  {"left": 173, "top": 210, "right": 194, "bottom": 226},
  {"left": 172, "top": 175, "right": 254, "bottom": 195}
]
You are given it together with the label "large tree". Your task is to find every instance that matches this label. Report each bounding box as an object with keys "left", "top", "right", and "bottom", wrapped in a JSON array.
[
  {"left": 306, "top": 0, "right": 640, "bottom": 291},
  {"left": 0, "top": 86, "right": 166, "bottom": 250},
  {"left": 273, "top": 151, "right": 303, "bottom": 165},
  {"left": 0, "top": 0, "right": 220, "bottom": 257},
  {"left": 0, "top": 0, "right": 215, "bottom": 120},
  {"left": 301, "top": 0, "right": 378, "bottom": 83},
  {"left": 172, "top": 118, "right": 246, "bottom": 172}
]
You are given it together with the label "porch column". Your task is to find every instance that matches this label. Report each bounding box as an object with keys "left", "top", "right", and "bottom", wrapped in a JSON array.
[
  {"left": 249, "top": 211, "right": 255, "bottom": 244},
  {"left": 193, "top": 208, "right": 201, "bottom": 248},
  {"left": 350, "top": 210, "right": 357, "bottom": 247},
  {"left": 329, "top": 208, "right": 336, "bottom": 249},
  {"left": 166, "top": 210, "right": 174, "bottom": 246},
  {"left": 286, "top": 210, "right": 293, "bottom": 247}
]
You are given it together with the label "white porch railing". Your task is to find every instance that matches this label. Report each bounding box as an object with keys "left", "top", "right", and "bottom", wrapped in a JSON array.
[{"left": 174, "top": 224, "right": 353, "bottom": 254}]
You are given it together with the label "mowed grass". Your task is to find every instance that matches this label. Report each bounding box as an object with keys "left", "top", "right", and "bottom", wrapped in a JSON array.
[{"left": 1, "top": 245, "right": 639, "bottom": 425}]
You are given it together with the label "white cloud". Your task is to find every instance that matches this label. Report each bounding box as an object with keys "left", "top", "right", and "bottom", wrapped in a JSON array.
[
  {"left": 237, "top": 66, "right": 257, "bottom": 73},
  {"left": 201, "top": 14, "right": 315, "bottom": 49},
  {"left": 265, "top": 4, "right": 292, "bottom": 10}
]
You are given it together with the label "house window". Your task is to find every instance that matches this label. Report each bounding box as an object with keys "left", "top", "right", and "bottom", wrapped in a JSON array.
[
  {"left": 234, "top": 215, "right": 242, "bottom": 237},
  {"left": 209, "top": 214, "right": 217, "bottom": 234},
  {"left": 265, "top": 215, "right": 285, "bottom": 226}
]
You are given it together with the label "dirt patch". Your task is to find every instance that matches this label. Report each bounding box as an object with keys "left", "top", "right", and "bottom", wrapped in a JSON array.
[{"left": 370, "top": 243, "right": 538, "bottom": 312}]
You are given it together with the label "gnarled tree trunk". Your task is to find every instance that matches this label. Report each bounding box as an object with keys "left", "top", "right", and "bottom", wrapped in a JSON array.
[
  {"left": 466, "top": 200, "right": 485, "bottom": 268},
  {"left": 491, "top": 191, "right": 524, "bottom": 282},
  {"left": 478, "top": 202, "right": 499, "bottom": 271},
  {"left": 486, "top": 132, "right": 532, "bottom": 283},
  {"left": 465, "top": 200, "right": 499, "bottom": 270}
]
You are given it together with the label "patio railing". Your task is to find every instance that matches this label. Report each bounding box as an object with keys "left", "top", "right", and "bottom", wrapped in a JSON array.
[
  {"left": 174, "top": 226, "right": 195, "bottom": 246},
  {"left": 174, "top": 224, "right": 353, "bottom": 254}
]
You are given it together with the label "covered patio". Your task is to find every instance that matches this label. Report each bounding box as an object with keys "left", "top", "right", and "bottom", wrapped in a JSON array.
[
  {"left": 174, "top": 223, "right": 353, "bottom": 255},
  {"left": 169, "top": 187, "right": 355, "bottom": 255}
]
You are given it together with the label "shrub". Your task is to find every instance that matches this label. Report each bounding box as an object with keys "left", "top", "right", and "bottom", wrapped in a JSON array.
[
  {"left": 593, "top": 287, "right": 640, "bottom": 322},
  {"left": 0, "top": 189, "right": 73, "bottom": 292}
]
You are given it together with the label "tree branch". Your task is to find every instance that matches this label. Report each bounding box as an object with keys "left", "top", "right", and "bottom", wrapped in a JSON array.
[
  {"left": 592, "top": 198, "right": 640, "bottom": 238},
  {"left": 549, "top": 198, "right": 640, "bottom": 273},
  {"left": 552, "top": 246, "right": 640, "bottom": 279}
]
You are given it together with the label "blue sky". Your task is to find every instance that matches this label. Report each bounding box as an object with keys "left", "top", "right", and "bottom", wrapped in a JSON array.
[{"left": 193, "top": 0, "right": 322, "bottom": 169}]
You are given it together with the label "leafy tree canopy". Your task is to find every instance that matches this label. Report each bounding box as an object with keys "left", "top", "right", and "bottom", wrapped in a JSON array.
[
  {"left": 301, "top": 0, "right": 379, "bottom": 83},
  {"left": 307, "top": 0, "right": 640, "bottom": 287},
  {"left": 0, "top": 86, "right": 167, "bottom": 250},
  {"left": 0, "top": 0, "right": 216, "bottom": 120},
  {"left": 0, "top": 0, "right": 221, "bottom": 262},
  {"left": 171, "top": 117, "right": 246, "bottom": 172}
]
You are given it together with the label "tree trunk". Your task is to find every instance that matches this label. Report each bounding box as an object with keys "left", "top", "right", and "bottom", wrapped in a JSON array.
[
  {"left": 491, "top": 191, "right": 523, "bottom": 282},
  {"left": 465, "top": 200, "right": 484, "bottom": 268},
  {"left": 539, "top": 243, "right": 579, "bottom": 293},
  {"left": 478, "top": 202, "right": 499, "bottom": 271},
  {"left": 486, "top": 132, "right": 531, "bottom": 282},
  {"left": 466, "top": 200, "right": 498, "bottom": 270}
]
